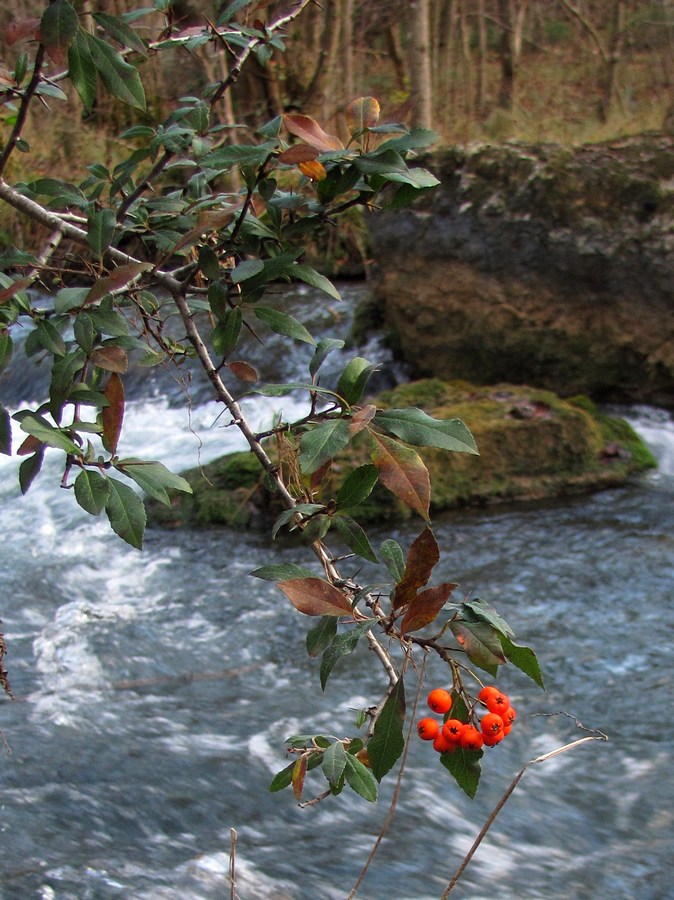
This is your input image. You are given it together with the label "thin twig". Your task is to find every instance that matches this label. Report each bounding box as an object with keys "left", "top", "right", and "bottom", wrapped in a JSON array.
[
  {"left": 0, "top": 45, "right": 46, "bottom": 178},
  {"left": 229, "top": 827, "right": 238, "bottom": 900}
]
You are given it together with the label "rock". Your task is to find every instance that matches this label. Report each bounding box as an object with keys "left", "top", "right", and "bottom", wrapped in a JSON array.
[
  {"left": 367, "top": 136, "right": 674, "bottom": 409},
  {"left": 146, "top": 380, "right": 656, "bottom": 529}
]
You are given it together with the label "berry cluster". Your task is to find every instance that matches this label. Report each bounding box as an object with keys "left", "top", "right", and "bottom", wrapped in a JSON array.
[{"left": 417, "top": 686, "right": 517, "bottom": 753}]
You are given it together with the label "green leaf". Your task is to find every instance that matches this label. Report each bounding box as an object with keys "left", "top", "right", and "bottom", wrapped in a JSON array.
[
  {"left": 271, "top": 503, "right": 325, "bottom": 539},
  {"left": 115, "top": 459, "right": 193, "bottom": 505},
  {"left": 251, "top": 563, "right": 317, "bottom": 582},
  {"left": 87, "top": 208, "right": 117, "bottom": 258},
  {"left": 250, "top": 382, "right": 340, "bottom": 400},
  {"left": 87, "top": 309, "right": 130, "bottom": 337},
  {"left": 291, "top": 265, "right": 341, "bottom": 301},
  {"left": 74, "top": 469, "right": 110, "bottom": 516},
  {"left": 40, "top": 0, "right": 79, "bottom": 56},
  {"left": 320, "top": 621, "right": 375, "bottom": 690},
  {"left": 367, "top": 678, "right": 405, "bottom": 781},
  {"left": 322, "top": 740, "right": 347, "bottom": 792},
  {"left": 36, "top": 319, "right": 66, "bottom": 356},
  {"left": 309, "top": 338, "right": 344, "bottom": 379},
  {"left": 377, "top": 128, "right": 439, "bottom": 153},
  {"left": 29, "top": 177, "right": 89, "bottom": 209},
  {"left": 105, "top": 476, "right": 146, "bottom": 549},
  {"left": 254, "top": 306, "right": 315, "bottom": 345},
  {"left": 86, "top": 33, "right": 146, "bottom": 110},
  {"left": 450, "top": 617, "right": 506, "bottom": 676},
  {"left": 74, "top": 313, "right": 95, "bottom": 355},
  {"left": 500, "top": 633, "right": 545, "bottom": 689},
  {"left": 332, "top": 514, "right": 378, "bottom": 563},
  {"left": 440, "top": 748, "right": 483, "bottom": 799},
  {"left": 19, "top": 449, "right": 45, "bottom": 495},
  {"left": 336, "top": 464, "right": 379, "bottom": 510},
  {"left": 201, "top": 142, "right": 276, "bottom": 171},
  {"left": 306, "top": 616, "right": 338, "bottom": 657},
  {"left": 374, "top": 409, "right": 478, "bottom": 454},
  {"left": 380, "top": 539, "right": 405, "bottom": 581},
  {"left": 0, "top": 332, "right": 13, "bottom": 376},
  {"left": 344, "top": 753, "right": 378, "bottom": 802},
  {"left": 54, "top": 287, "right": 90, "bottom": 314},
  {"left": 92, "top": 12, "right": 148, "bottom": 57},
  {"left": 299, "top": 419, "right": 350, "bottom": 474},
  {"left": 0, "top": 405, "right": 11, "bottom": 455},
  {"left": 230, "top": 259, "right": 264, "bottom": 283},
  {"left": 269, "top": 752, "right": 321, "bottom": 792},
  {"left": 18, "top": 414, "right": 80, "bottom": 454},
  {"left": 212, "top": 309, "right": 243, "bottom": 357},
  {"left": 464, "top": 598, "right": 515, "bottom": 639},
  {"left": 336, "top": 357, "right": 376, "bottom": 406}
]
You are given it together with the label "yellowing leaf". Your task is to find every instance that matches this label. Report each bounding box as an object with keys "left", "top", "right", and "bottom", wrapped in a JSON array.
[
  {"left": 278, "top": 577, "right": 353, "bottom": 616},
  {"left": 346, "top": 97, "right": 380, "bottom": 135},
  {"left": 349, "top": 404, "right": 377, "bottom": 437},
  {"left": 91, "top": 344, "right": 128, "bottom": 373},
  {"left": 370, "top": 431, "right": 430, "bottom": 521},
  {"left": 298, "top": 160, "right": 327, "bottom": 181},
  {"left": 228, "top": 360, "right": 259, "bottom": 382},
  {"left": 292, "top": 756, "right": 307, "bottom": 801},
  {"left": 283, "top": 113, "right": 343, "bottom": 152}
]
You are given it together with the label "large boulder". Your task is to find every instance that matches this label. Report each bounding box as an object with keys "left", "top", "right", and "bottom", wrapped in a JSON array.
[{"left": 367, "top": 135, "right": 674, "bottom": 409}]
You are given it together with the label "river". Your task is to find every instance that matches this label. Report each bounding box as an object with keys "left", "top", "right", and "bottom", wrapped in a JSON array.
[{"left": 0, "top": 285, "right": 673, "bottom": 899}]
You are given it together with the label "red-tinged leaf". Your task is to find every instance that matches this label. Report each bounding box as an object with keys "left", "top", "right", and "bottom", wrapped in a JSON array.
[
  {"left": 17, "top": 434, "right": 42, "bottom": 457},
  {"left": 91, "top": 344, "right": 128, "bottom": 373},
  {"left": 0, "top": 65, "right": 14, "bottom": 87},
  {"left": 172, "top": 206, "right": 240, "bottom": 254},
  {"left": 349, "top": 404, "right": 377, "bottom": 437},
  {"left": 346, "top": 97, "right": 381, "bottom": 134},
  {"left": 298, "top": 160, "right": 327, "bottom": 182},
  {"left": 400, "top": 582, "right": 458, "bottom": 634},
  {"left": 370, "top": 431, "right": 430, "bottom": 521},
  {"left": 40, "top": 0, "right": 79, "bottom": 66},
  {"left": 86, "top": 263, "right": 152, "bottom": 304},
  {"left": 393, "top": 526, "right": 439, "bottom": 609},
  {"left": 283, "top": 113, "right": 344, "bottom": 152},
  {"left": 292, "top": 756, "right": 307, "bottom": 801},
  {"left": 451, "top": 620, "right": 506, "bottom": 675},
  {"left": 228, "top": 360, "right": 259, "bottom": 383},
  {"left": 4, "top": 18, "right": 40, "bottom": 46},
  {"left": 0, "top": 278, "right": 32, "bottom": 303},
  {"left": 102, "top": 372, "right": 124, "bottom": 454},
  {"left": 278, "top": 577, "right": 353, "bottom": 617},
  {"left": 278, "top": 144, "right": 319, "bottom": 164},
  {"left": 310, "top": 458, "right": 332, "bottom": 492}
]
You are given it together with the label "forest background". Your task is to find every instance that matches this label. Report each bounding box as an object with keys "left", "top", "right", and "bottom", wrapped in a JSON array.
[{"left": 1, "top": 0, "right": 673, "bottom": 252}]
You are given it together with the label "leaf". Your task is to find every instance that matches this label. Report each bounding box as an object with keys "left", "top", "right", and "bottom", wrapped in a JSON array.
[
  {"left": 346, "top": 97, "right": 381, "bottom": 134},
  {"left": 377, "top": 128, "right": 438, "bottom": 153},
  {"left": 250, "top": 382, "right": 340, "bottom": 400},
  {"left": 271, "top": 503, "right": 325, "bottom": 540},
  {"left": 319, "top": 620, "right": 375, "bottom": 690},
  {"left": 310, "top": 338, "right": 344, "bottom": 379},
  {"left": 349, "top": 404, "right": 377, "bottom": 437},
  {"left": 212, "top": 309, "right": 243, "bottom": 357},
  {"left": 393, "top": 527, "right": 439, "bottom": 609},
  {"left": 18, "top": 414, "right": 80, "bottom": 454},
  {"left": 0, "top": 333, "right": 13, "bottom": 376},
  {"left": 230, "top": 259, "right": 264, "bottom": 283},
  {"left": 254, "top": 306, "right": 315, "bottom": 345},
  {"left": 299, "top": 420, "right": 350, "bottom": 475},
  {"left": 322, "top": 740, "right": 347, "bottom": 792},
  {"left": 336, "top": 464, "right": 379, "bottom": 510},
  {"left": 105, "top": 475, "right": 146, "bottom": 549},
  {"left": 252, "top": 563, "right": 316, "bottom": 582},
  {"left": 0, "top": 405, "right": 11, "bottom": 455},
  {"left": 36, "top": 320, "right": 66, "bottom": 356},
  {"left": 87, "top": 209, "right": 117, "bottom": 259},
  {"left": 370, "top": 431, "right": 430, "bottom": 521},
  {"left": 440, "top": 748, "right": 483, "bottom": 799},
  {"left": 336, "top": 357, "right": 375, "bottom": 406},
  {"left": 291, "top": 265, "right": 341, "bottom": 301},
  {"left": 270, "top": 752, "right": 321, "bottom": 793},
  {"left": 86, "top": 33, "right": 146, "bottom": 110},
  {"left": 374, "top": 409, "right": 478, "bottom": 454},
  {"left": 298, "top": 160, "right": 327, "bottom": 181},
  {"left": 228, "top": 360, "right": 259, "bottom": 382},
  {"left": 4, "top": 18, "right": 40, "bottom": 47},
  {"left": 306, "top": 616, "right": 338, "bottom": 657},
  {"left": 283, "top": 113, "right": 344, "bottom": 151},
  {"left": 29, "top": 177, "right": 88, "bottom": 209},
  {"left": 86, "top": 263, "right": 152, "bottom": 302},
  {"left": 500, "top": 633, "right": 545, "bottom": 689},
  {"left": 74, "top": 469, "right": 110, "bottom": 516},
  {"left": 201, "top": 142, "right": 277, "bottom": 171},
  {"left": 400, "top": 582, "right": 458, "bottom": 634},
  {"left": 332, "top": 515, "right": 378, "bottom": 563},
  {"left": 292, "top": 756, "right": 308, "bottom": 801},
  {"left": 92, "top": 12, "right": 148, "bottom": 57},
  {"left": 464, "top": 598, "right": 515, "bottom": 639},
  {"left": 91, "top": 344, "right": 128, "bottom": 373},
  {"left": 101, "top": 372, "right": 124, "bottom": 454},
  {"left": 344, "top": 753, "right": 378, "bottom": 802},
  {"left": 278, "top": 577, "right": 353, "bottom": 617},
  {"left": 278, "top": 145, "right": 319, "bottom": 164},
  {"left": 116, "top": 459, "right": 192, "bottom": 505},
  {"left": 40, "top": 0, "right": 79, "bottom": 66},
  {"left": 380, "top": 539, "right": 405, "bottom": 582},
  {"left": 19, "top": 449, "right": 45, "bottom": 495},
  {"left": 367, "top": 678, "right": 405, "bottom": 781},
  {"left": 450, "top": 619, "right": 506, "bottom": 675}
]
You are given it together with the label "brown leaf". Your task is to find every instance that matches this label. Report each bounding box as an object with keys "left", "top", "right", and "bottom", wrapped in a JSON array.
[
  {"left": 0, "top": 65, "right": 15, "bottom": 88},
  {"left": 346, "top": 97, "right": 381, "bottom": 135},
  {"left": 0, "top": 278, "right": 33, "bottom": 303},
  {"left": 4, "top": 18, "right": 40, "bottom": 46},
  {"left": 102, "top": 372, "right": 124, "bottom": 454},
  {"left": 283, "top": 113, "right": 344, "bottom": 152},
  {"left": 278, "top": 577, "right": 353, "bottom": 617},
  {"left": 86, "top": 263, "right": 152, "bottom": 304},
  {"left": 349, "top": 404, "right": 376, "bottom": 437},
  {"left": 91, "top": 345, "right": 128, "bottom": 373},
  {"left": 310, "top": 458, "right": 332, "bottom": 492},
  {"left": 298, "top": 160, "right": 327, "bottom": 182},
  {"left": 278, "top": 144, "right": 319, "bottom": 164},
  {"left": 370, "top": 431, "right": 430, "bottom": 522},
  {"left": 400, "top": 582, "right": 458, "bottom": 634},
  {"left": 292, "top": 756, "right": 307, "bottom": 801},
  {"left": 228, "top": 360, "right": 259, "bottom": 383},
  {"left": 17, "top": 434, "right": 42, "bottom": 456},
  {"left": 393, "top": 526, "right": 440, "bottom": 609}
]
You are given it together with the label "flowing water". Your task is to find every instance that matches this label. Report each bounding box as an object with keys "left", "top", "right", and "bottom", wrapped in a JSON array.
[{"left": 0, "top": 286, "right": 673, "bottom": 899}]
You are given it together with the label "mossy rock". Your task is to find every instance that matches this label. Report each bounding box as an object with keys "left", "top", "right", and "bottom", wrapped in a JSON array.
[{"left": 146, "top": 380, "right": 656, "bottom": 529}]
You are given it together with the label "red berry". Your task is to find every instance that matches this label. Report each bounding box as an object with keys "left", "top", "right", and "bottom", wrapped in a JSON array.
[
  {"left": 502, "top": 706, "right": 517, "bottom": 727},
  {"left": 441, "top": 719, "right": 466, "bottom": 743},
  {"left": 459, "top": 725, "right": 484, "bottom": 751},
  {"left": 427, "top": 688, "right": 453, "bottom": 715},
  {"left": 485, "top": 691, "right": 510, "bottom": 715},
  {"left": 481, "top": 712, "right": 505, "bottom": 737},
  {"left": 417, "top": 717, "right": 440, "bottom": 741},
  {"left": 483, "top": 730, "right": 505, "bottom": 747},
  {"left": 433, "top": 730, "right": 456, "bottom": 753},
  {"left": 477, "top": 686, "right": 499, "bottom": 704}
]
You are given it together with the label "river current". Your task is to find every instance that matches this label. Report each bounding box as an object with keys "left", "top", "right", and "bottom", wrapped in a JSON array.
[{"left": 0, "top": 286, "right": 673, "bottom": 899}]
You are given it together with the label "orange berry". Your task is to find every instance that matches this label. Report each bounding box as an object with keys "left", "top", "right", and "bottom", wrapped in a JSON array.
[
  {"left": 502, "top": 706, "right": 517, "bottom": 727},
  {"left": 477, "top": 685, "right": 499, "bottom": 704},
  {"left": 481, "top": 712, "right": 504, "bottom": 737},
  {"left": 441, "top": 719, "right": 466, "bottom": 743},
  {"left": 427, "top": 688, "right": 453, "bottom": 715},
  {"left": 485, "top": 690, "right": 510, "bottom": 715},
  {"left": 433, "top": 730, "right": 456, "bottom": 753},
  {"left": 483, "top": 730, "right": 505, "bottom": 747},
  {"left": 502, "top": 724, "right": 512, "bottom": 736},
  {"left": 459, "top": 725, "right": 484, "bottom": 751},
  {"left": 417, "top": 717, "right": 440, "bottom": 741}
]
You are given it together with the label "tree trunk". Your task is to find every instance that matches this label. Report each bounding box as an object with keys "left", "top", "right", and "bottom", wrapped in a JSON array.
[
  {"left": 475, "top": 0, "right": 488, "bottom": 118},
  {"left": 408, "top": 0, "right": 433, "bottom": 129},
  {"left": 497, "top": 0, "right": 515, "bottom": 110},
  {"left": 598, "top": 0, "right": 626, "bottom": 122}
]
